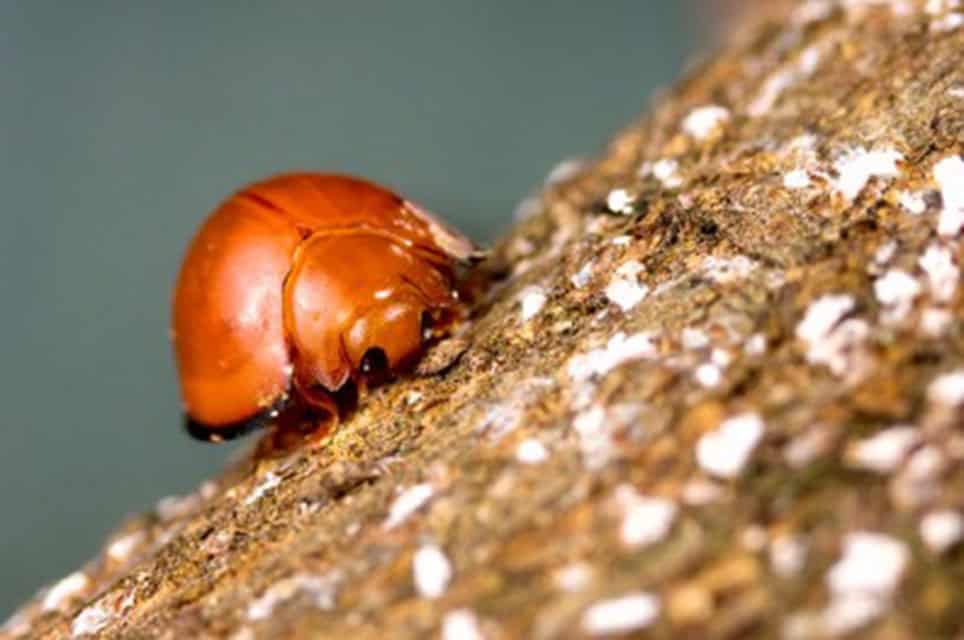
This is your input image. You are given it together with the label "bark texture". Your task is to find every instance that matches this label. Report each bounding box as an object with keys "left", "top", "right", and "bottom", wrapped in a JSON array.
[{"left": 8, "top": 1, "right": 964, "bottom": 638}]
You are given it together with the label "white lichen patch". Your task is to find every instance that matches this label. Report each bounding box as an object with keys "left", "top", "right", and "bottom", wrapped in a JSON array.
[
  {"left": 701, "top": 255, "right": 758, "bottom": 284},
  {"left": 479, "top": 377, "right": 555, "bottom": 440},
  {"left": 515, "top": 438, "right": 549, "bottom": 464},
  {"left": 831, "top": 148, "right": 902, "bottom": 201},
  {"left": 605, "top": 260, "right": 648, "bottom": 311},
  {"left": 744, "top": 333, "right": 767, "bottom": 356},
  {"left": 783, "top": 169, "right": 812, "bottom": 189},
  {"left": 845, "top": 426, "right": 920, "bottom": 473},
  {"left": 413, "top": 544, "right": 453, "bottom": 599},
  {"left": 919, "top": 243, "right": 959, "bottom": 302},
  {"left": 518, "top": 286, "right": 548, "bottom": 322},
  {"left": 873, "top": 240, "right": 897, "bottom": 267},
  {"left": 748, "top": 45, "right": 823, "bottom": 116},
  {"left": 796, "top": 295, "right": 855, "bottom": 344},
  {"left": 770, "top": 535, "right": 808, "bottom": 578},
  {"left": 42, "top": 571, "right": 90, "bottom": 612},
  {"left": 898, "top": 190, "right": 927, "bottom": 215},
  {"left": 244, "top": 471, "right": 282, "bottom": 506},
  {"left": 572, "top": 406, "right": 612, "bottom": 470},
  {"left": 696, "top": 412, "right": 765, "bottom": 478},
  {"left": 826, "top": 532, "right": 909, "bottom": 597},
  {"left": 156, "top": 492, "right": 201, "bottom": 521},
  {"left": 648, "top": 158, "right": 684, "bottom": 189},
  {"left": 682, "top": 105, "right": 731, "bottom": 140},
  {"left": 934, "top": 155, "right": 964, "bottom": 236},
  {"left": 873, "top": 269, "right": 921, "bottom": 323},
  {"left": 681, "top": 327, "right": 710, "bottom": 351},
  {"left": 931, "top": 11, "right": 964, "bottom": 30},
  {"left": 613, "top": 485, "right": 678, "bottom": 549},
  {"left": 71, "top": 602, "right": 112, "bottom": 638},
  {"left": 581, "top": 592, "right": 661, "bottom": 636},
  {"left": 570, "top": 261, "right": 594, "bottom": 289},
  {"left": 920, "top": 306, "right": 953, "bottom": 337},
  {"left": 247, "top": 572, "right": 341, "bottom": 621},
  {"left": 681, "top": 477, "right": 724, "bottom": 506},
  {"left": 822, "top": 593, "right": 888, "bottom": 637},
  {"left": 784, "top": 424, "right": 835, "bottom": 468},
  {"left": 694, "top": 363, "right": 723, "bottom": 388},
  {"left": 442, "top": 609, "right": 484, "bottom": 640},
  {"left": 384, "top": 483, "right": 435, "bottom": 529},
  {"left": 567, "top": 332, "right": 659, "bottom": 383},
  {"left": 927, "top": 369, "right": 964, "bottom": 406},
  {"left": 891, "top": 445, "right": 947, "bottom": 509},
  {"left": 605, "top": 188, "right": 636, "bottom": 215},
  {"left": 920, "top": 509, "right": 963, "bottom": 554},
  {"left": 795, "top": 294, "right": 870, "bottom": 378},
  {"left": 105, "top": 531, "right": 146, "bottom": 564},
  {"left": 554, "top": 563, "right": 593, "bottom": 592}
]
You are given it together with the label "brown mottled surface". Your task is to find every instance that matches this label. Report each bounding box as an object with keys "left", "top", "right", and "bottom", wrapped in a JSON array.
[{"left": 8, "top": 1, "right": 964, "bottom": 638}]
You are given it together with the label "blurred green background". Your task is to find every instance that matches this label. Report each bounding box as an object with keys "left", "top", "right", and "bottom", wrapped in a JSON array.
[{"left": 0, "top": 2, "right": 697, "bottom": 615}]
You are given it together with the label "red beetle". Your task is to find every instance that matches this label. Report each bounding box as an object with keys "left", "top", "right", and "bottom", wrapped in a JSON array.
[{"left": 172, "top": 173, "right": 478, "bottom": 443}]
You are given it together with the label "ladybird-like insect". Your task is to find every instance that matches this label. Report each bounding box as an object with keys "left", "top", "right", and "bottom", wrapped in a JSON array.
[{"left": 172, "top": 173, "right": 479, "bottom": 443}]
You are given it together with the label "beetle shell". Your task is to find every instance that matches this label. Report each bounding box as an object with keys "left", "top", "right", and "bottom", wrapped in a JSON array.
[{"left": 172, "top": 173, "right": 476, "bottom": 441}]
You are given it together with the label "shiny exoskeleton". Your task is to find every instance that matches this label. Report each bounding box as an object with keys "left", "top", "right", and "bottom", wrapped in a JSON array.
[{"left": 172, "top": 173, "right": 477, "bottom": 442}]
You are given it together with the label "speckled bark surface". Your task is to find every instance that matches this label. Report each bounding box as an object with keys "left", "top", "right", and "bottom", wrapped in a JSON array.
[{"left": 8, "top": 1, "right": 964, "bottom": 638}]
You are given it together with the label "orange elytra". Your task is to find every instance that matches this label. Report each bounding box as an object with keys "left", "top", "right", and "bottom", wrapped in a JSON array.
[{"left": 171, "top": 173, "right": 478, "bottom": 442}]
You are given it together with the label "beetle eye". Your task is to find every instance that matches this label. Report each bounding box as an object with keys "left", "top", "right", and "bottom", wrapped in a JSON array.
[{"left": 360, "top": 347, "right": 389, "bottom": 375}]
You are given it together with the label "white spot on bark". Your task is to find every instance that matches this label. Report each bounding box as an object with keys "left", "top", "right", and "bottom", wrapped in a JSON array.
[
  {"left": 845, "top": 426, "right": 920, "bottom": 473},
  {"left": 748, "top": 45, "right": 823, "bottom": 116},
  {"left": 605, "top": 261, "right": 648, "bottom": 312},
  {"left": 442, "top": 609, "right": 484, "bottom": 640},
  {"left": 832, "top": 148, "right": 902, "bottom": 201},
  {"left": 650, "top": 159, "right": 683, "bottom": 188},
  {"left": 826, "top": 532, "right": 908, "bottom": 597},
  {"left": 555, "top": 563, "right": 593, "bottom": 592},
  {"left": 935, "top": 155, "right": 964, "bottom": 236},
  {"left": 920, "top": 510, "right": 963, "bottom": 554},
  {"left": 518, "top": 286, "right": 548, "bottom": 322},
  {"left": 927, "top": 369, "right": 964, "bottom": 406},
  {"left": 71, "top": 603, "right": 112, "bottom": 638},
  {"left": 570, "top": 262, "right": 594, "bottom": 289},
  {"left": 770, "top": 535, "right": 808, "bottom": 578},
  {"left": 796, "top": 295, "right": 869, "bottom": 378},
  {"left": 106, "top": 531, "right": 145, "bottom": 564},
  {"left": 605, "top": 188, "right": 636, "bottom": 215},
  {"left": 784, "top": 169, "right": 812, "bottom": 189},
  {"left": 244, "top": 472, "right": 282, "bottom": 506},
  {"left": 384, "top": 483, "right": 435, "bottom": 529},
  {"left": 701, "top": 255, "right": 758, "bottom": 284},
  {"left": 898, "top": 190, "right": 927, "bottom": 215},
  {"left": 515, "top": 438, "right": 549, "bottom": 464},
  {"left": 581, "top": 593, "right": 661, "bottom": 635},
  {"left": 696, "top": 413, "right": 765, "bottom": 478},
  {"left": 42, "top": 571, "right": 90, "bottom": 612},
  {"left": 247, "top": 572, "right": 341, "bottom": 620},
  {"left": 567, "top": 332, "right": 659, "bottom": 383},
  {"left": 614, "top": 485, "right": 677, "bottom": 549},
  {"left": 413, "top": 544, "right": 453, "bottom": 599},
  {"left": 919, "top": 243, "right": 959, "bottom": 302},
  {"left": 874, "top": 269, "right": 921, "bottom": 323},
  {"left": 682, "top": 105, "right": 731, "bottom": 140}
]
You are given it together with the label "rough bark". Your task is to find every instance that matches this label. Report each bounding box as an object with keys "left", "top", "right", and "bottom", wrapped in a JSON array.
[{"left": 8, "top": 1, "right": 964, "bottom": 638}]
